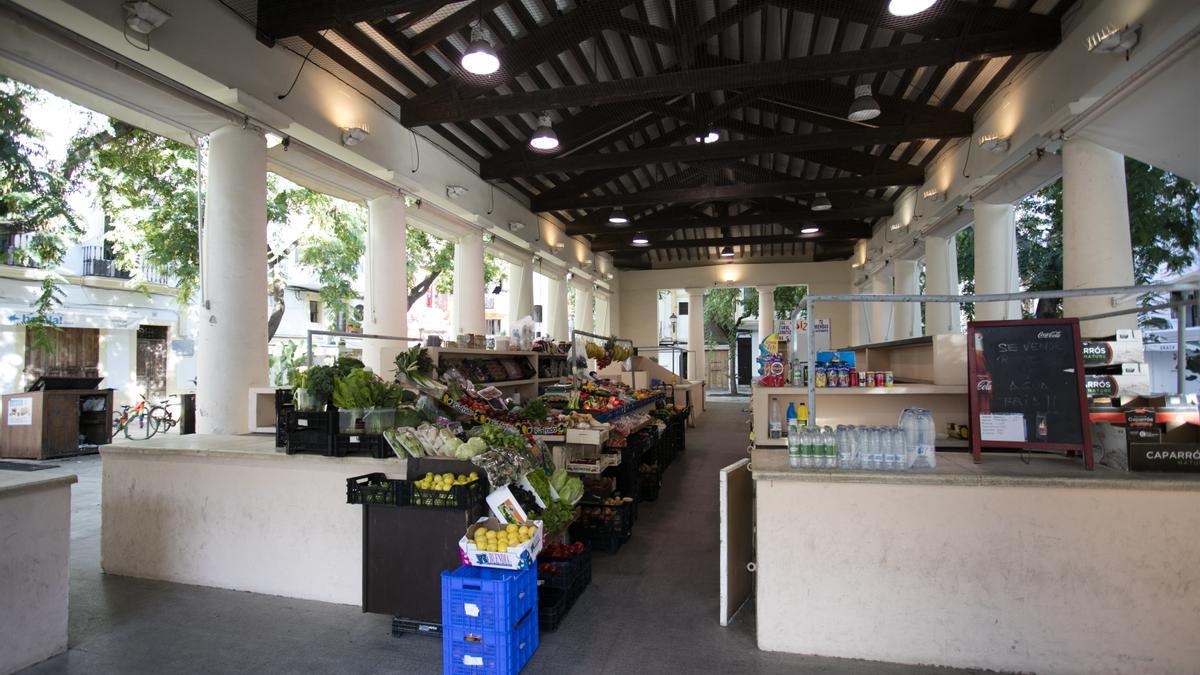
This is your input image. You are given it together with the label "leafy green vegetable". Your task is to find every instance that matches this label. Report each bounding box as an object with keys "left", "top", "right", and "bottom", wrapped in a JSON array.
[
  {"left": 299, "top": 365, "right": 337, "bottom": 404},
  {"left": 394, "top": 345, "right": 434, "bottom": 380},
  {"left": 332, "top": 368, "right": 405, "bottom": 409},
  {"left": 520, "top": 399, "right": 549, "bottom": 421},
  {"left": 526, "top": 469, "right": 553, "bottom": 504},
  {"left": 334, "top": 357, "right": 364, "bottom": 377},
  {"left": 538, "top": 500, "right": 575, "bottom": 536}
]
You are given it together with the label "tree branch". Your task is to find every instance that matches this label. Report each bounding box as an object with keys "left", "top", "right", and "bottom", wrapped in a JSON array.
[{"left": 407, "top": 269, "right": 442, "bottom": 307}]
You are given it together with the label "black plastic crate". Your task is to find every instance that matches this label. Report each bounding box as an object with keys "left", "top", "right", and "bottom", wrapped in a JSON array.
[
  {"left": 334, "top": 433, "right": 390, "bottom": 458},
  {"left": 538, "top": 545, "right": 591, "bottom": 592},
  {"left": 284, "top": 408, "right": 338, "bottom": 455},
  {"left": 391, "top": 616, "right": 441, "bottom": 638},
  {"left": 572, "top": 500, "right": 633, "bottom": 549},
  {"left": 575, "top": 532, "right": 622, "bottom": 554},
  {"left": 639, "top": 470, "right": 661, "bottom": 503},
  {"left": 346, "top": 473, "right": 404, "bottom": 506},
  {"left": 408, "top": 479, "right": 485, "bottom": 510},
  {"left": 538, "top": 587, "right": 570, "bottom": 632}
]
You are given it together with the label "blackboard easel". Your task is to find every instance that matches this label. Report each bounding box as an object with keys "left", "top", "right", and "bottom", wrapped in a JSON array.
[{"left": 967, "top": 318, "right": 1093, "bottom": 470}]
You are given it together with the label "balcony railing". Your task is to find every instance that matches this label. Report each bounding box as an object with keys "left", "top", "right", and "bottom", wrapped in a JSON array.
[
  {"left": 80, "top": 246, "right": 176, "bottom": 286},
  {"left": 1, "top": 233, "right": 37, "bottom": 268}
]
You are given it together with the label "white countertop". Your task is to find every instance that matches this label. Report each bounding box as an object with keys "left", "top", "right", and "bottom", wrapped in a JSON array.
[
  {"left": 0, "top": 468, "right": 78, "bottom": 497},
  {"left": 751, "top": 448, "right": 1200, "bottom": 491},
  {"left": 103, "top": 434, "right": 406, "bottom": 468}
]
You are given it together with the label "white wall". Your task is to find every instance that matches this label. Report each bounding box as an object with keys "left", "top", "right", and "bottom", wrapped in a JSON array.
[
  {"left": 0, "top": 476, "right": 75, "bottom": 674},
  {"left": 756, "top": 478, "right": 1200, "bottom": 674},
  {"left": 617, "top": 261, "right": 855, "bottom": 351}
]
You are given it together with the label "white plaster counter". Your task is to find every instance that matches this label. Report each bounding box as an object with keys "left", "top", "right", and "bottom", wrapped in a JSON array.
[
  {"left": 101, "top": 435, "right": 405, "bottom": 606},
  {"left": 751, "top": 449, "right": 1200, "bottom": 675},
  {"left": 0, "top": 467, "right": 77, "bottom": 675}
]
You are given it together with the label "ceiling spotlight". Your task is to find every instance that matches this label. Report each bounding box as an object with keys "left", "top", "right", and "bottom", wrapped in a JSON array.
[
  {"left": 631, "top": 235, "right": 650, "bottom": 247},
  {"left": 123, "top": 1, "right": 170, "bottom": 34},
  {"left": 693, "top": 128, "right": 720, "bottom": 144},
  {"left": 341, "top": 126, "right": 369, "bottom": 146},
  {"left": 1087, "top": 23, "right": 1140, "bottom": 54},
  {"left": 978, "top": 134, "right": 1010, "bottom": 153},
  {"left": 888, "top": 0, "right": 937, "bottom": 17},
  {"left": 847, "top": 84, "right": 881, "bottom": 122},
  {"left": 461, "top": 22, "right": 500, "bottom": 75},
  {"left": 800, "top": 226, "right": 820, "bottom": 234},
  {"left": 529, "top": 112, "right": 559, "bottom": 151},
  {"left": 607, "top": 207, "right": 629, "bottom": 226},
  {"left": 922, "top": 189, "right": 945, "bottom": 203},
  {"left": 810, "top": 193, "right": 832, "bottom": 211},
  {"left": 720, "top": 245, "right": 735, "bottom": 258}
]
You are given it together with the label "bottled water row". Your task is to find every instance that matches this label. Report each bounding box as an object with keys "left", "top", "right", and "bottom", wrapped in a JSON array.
[{"left": 787, "top": 420, "right": 936, "bottom": 470}]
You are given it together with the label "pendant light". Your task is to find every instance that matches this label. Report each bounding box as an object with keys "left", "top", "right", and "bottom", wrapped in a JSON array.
[
  {"left": 800, "top": 226, "right": 820, "bottom": 234},
  {"left": 461, "top": 22, "right": 499, "bottom": 75},
  {"left": 631, "top": 234, "right": 650, "bottom": 246},
  {"left": 720, "top": 245, "right": 735, "bottom": 258},
  {"left": 529, "top": 113, "right": 559, "bottom": 151},
  {"left": 888, "top": 0, "right": 937, "bottom": 16},
  {"left": 693, "top": 128, "right": 720, "bottom": 144},
  {"left": 607, "top": 207, "right": 629, "bottom": 226},
  {"left": 848, "top": 84, "right": 881, "bottom": 122},
  {"left": 810, "top": 193, "right": 832, "bottom": 211}
]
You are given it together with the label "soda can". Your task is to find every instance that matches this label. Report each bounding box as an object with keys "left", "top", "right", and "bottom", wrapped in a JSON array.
[
  {"left": 814, "top": 366, "right": 827, "bottom": 388},
  {"left": 870, "top": 371, "right": 880, "bottom": 387},
  {"left": 884, "top": 371, "right": 894, "bottom": 387},
  {"left": 849, "top": 369, "right": 859, "bottom": 387}
]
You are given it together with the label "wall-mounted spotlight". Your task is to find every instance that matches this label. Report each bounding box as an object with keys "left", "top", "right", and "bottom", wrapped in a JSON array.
[
  {"left": 341, "top": 126, "right": 369, "bottom": 146},
  {"left": 123, "top": 1, "right": 170, "bottom": 34},
  {"left": 1087, "top": 23, "right": 1140, "bottom": 54},
  {"left": 922, "top": 189, "right": 945, "bottom": 203},
  {"left": 446, "top": 185, "right": 468, "bottom": 199},
  {"left": 565, "top": 272, "right": 574, "bottom": 281},
  {"left": 978, "top": 134, "right": 1010, "bottom": 153},
  {"left": 481, "top": 232, "right": 494, "bottom": 244},
  {"left": 507, "top": 221, "right": 525, "bottom": 232}
]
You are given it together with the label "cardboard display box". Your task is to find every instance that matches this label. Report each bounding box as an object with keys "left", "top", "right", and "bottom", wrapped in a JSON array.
[
  {"left": 1081, "top": 329, "right": 1144, "bottom": 369},
  {"left": 1092, "top": 394, "right": 1199, "bottom": 472},
  {"left": 1085, "top": 363, "right": 1151, "bottom": 401}
]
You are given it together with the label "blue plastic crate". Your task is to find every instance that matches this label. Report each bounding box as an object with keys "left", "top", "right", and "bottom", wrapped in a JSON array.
[
  {"left": 441, "top": 565, "right": 536, "bottom": 633},
  {"left": 442, "top": 609, "right": 538, "bottom": 675}
]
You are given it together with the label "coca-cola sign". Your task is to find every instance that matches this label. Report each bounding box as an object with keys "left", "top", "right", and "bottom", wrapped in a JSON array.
[
  {"left": 1037, "top": 330, "right": 1062, "bottom": 339},
  {"left": 976, "top": 378, "right": 992, "bottom": 392}
]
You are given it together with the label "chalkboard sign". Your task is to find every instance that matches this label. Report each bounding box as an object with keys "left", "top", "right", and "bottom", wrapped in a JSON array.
[{"left": 967, "top": 319, "right": 1093, "bottom": 469}]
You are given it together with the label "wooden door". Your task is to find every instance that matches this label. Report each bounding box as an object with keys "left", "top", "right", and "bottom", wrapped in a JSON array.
[
  {"left": 24, "top": 328, "right": 100, "bottom": 382},
  {"left": 719, "top": 458, "right": 754, "bottom": 626},
  {"left": 736, "top": 336, "right": 753, "bottom": 386},
  {"left": 136, "top": 325, "right": 168, "bottom": 399}
]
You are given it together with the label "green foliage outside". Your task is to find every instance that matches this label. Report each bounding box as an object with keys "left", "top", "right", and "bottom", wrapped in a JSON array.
[
  {"left": 404, "top": 228, "right": 504, "bottom": 307},
  {"left": 956, "top": 158, "right": 1199, "bottom": 327},
  {"left": 703, "top": 285, "right": 806, "bottom": 392},
  {"left": 0, "top": 79, "right": 79, "bottom": 350}
]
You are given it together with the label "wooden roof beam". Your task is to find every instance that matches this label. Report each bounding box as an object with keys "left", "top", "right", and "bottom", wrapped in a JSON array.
[{"left": 567, "top": 205, "right": 891, "bottom": 236}]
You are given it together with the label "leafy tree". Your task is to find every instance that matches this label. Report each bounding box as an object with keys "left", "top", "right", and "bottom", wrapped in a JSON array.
[
  {"left": 0, "top": 78, "right": 79, "bottom": 351},
  {"left": 65, "top": 120, "right": 199, "bottom": 300},
  {"left": 704, "top": 287, "right": 756, "bottom": 393},
  {"left": 771, "top": 286, "right": 807, "bottom": 321},
  {"left": 957, "top": 158, "right": 1199, "bottom": 327},
  {"left": 405, "top": 228, "right": 505, "bottom": 308}
]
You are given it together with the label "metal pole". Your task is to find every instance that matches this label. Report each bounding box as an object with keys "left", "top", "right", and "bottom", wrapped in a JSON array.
[
  {"left": 305, "top": 330, "right": 422, "bottom": 369},
  {"left": 806, "top": 295, "right": 815, "bottom": 425},
  {"left": 1178, "top": 292, "right": 1188, "bottom": 396}
]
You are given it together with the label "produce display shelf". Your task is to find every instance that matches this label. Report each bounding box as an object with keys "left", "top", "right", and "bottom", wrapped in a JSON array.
[
  {"left": 469, "top": 378, "right": 540, "bottom": 388},
  {"left": 812, "top": 384, "right": 968, "bottom": 395}
]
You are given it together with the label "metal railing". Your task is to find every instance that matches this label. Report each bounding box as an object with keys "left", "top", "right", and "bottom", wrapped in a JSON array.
[
  {"left": 801, "top": 282, "right": 1200, "bottom": 422},
  {"left": 305, "top": 329, "right": 423, "bottom": 367}
]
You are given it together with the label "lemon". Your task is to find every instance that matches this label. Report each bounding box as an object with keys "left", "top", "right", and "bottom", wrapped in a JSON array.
[
  {"left": 505, "top": 524, "right": 518, "bottom": 534},
  {"left": 485, "top": 531, "right": 496, "bottom": 539},
  {"left": 469, "top": 472, "right": 478, "bottom": 480}
]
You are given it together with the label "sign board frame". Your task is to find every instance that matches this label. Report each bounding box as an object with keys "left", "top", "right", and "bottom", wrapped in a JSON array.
[{"left": 967, "top": 318, "right": 1093, "bottom": 469}]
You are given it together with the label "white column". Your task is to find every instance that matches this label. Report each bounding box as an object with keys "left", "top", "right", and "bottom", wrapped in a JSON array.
[
  {"left": 362, "top": 195, "right": 407, "bottom": 374},
  {"left": 575, "top": 284, "right": 594, "bottom": 334},
  {"left": 0, "top": 326, "right": 24, "bottom": 394},
  {"left": 973, "top": 202, "right": 1020, "bottom": 321},
  {"left": 98, "top": 329, "right": 138, "bottom": 407},
  {"left": 547, "top": 277, "right": 569, "bottom": 340},
  {"left": 197, "top": 125, "right": 268, "bottom": 435},
  {"left": 685, "top": 288, "right": 707, "bottom": 382},
  {"left": 893, "top": 260, "right": 920, "bottom": 339},
  {"left": 453, "top": 231, "right": 486, "bottom": 336},
  {"left": 924, "top": 234, "right": 961, "bottom": 335},
  {"left": 1062, "top": 137, "right": 1136, "bottom": 337},
  {"left": 594, "top": 295, "right": 610, "bottom": 335},
  {"left": 507, "top": 260, "right": 534, "bottom": 324},
  {"left": 757, "top": 285, "right": 776, "bottom": 337},
  {"left": 869, "top": 267, "right": 893, "bottom": 342}
]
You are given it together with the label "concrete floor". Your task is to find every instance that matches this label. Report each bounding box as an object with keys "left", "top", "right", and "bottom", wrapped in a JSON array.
[{"left": 20, "top": 402, "right": 987, "bottom": 674}]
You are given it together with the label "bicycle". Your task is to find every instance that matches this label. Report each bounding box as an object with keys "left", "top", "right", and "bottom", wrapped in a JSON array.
[{"left": 112, "top": 396, "right": 177, "bottom": 440}]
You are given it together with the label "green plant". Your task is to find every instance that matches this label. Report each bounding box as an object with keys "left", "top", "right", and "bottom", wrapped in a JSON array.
[
  {"left": 332, "top": 368, "right": 404, "bottom": 409},
  {"left": 301, "top": 365, "right": 337, "bottom": 404},
  {"left": 270, "top": 341, "right": 304, "bottom": 386}
]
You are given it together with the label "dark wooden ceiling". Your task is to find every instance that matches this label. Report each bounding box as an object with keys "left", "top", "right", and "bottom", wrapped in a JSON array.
[{"left": 252, "top": 0, "right": 1075, "bottom": 270}]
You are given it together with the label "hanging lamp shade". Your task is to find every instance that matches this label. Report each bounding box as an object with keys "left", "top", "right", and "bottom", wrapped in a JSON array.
[
  {"left": 631, "top": 234, "right": 650, "bottom": 246},
  {"left": 607, "top": 208, "right": 629, "bottom": 226},
  {"left": 888, "top": 0, "right": 937, "bottom": 17},
  {"left": 529, "top": 113, "right": 559, "bottom": 151},
  {"left": 461, "top": 23, "right": 500, "bottom": 75},
  {"left": 847, "top": 84, "right": 881, "bottom": 122},
  {"left": 720, "top": 245, "right": 735, "bottom": 257},
  {"left": 810, "top": 193, "right": 833, "bottom": 211}
]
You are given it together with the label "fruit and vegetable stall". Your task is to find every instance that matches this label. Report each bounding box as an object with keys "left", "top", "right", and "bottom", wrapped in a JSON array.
[{"left": 276, "top": 339, "right": 690, "bottom": 672}]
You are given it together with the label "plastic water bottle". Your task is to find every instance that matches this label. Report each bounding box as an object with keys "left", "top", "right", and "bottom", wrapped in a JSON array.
[
  {"left": 863, "top": 428, "right": 880, "bottom": 470},
  {"left": 801, "top": 426, "right": 815, "bottom": 468},
  {"left": 786, "top": 403, "right": 801, "bottom": 466},
  {"left": 769, "top": 398, "right": 783, "bottom": 439},
  {"left": 823, "top": 426, "right": 837, "bottom": 468},
  {"left": 891, "top": 427, "right": 909, "bottom": 470},
  {"left": 882, "top": 426, "right": 901, "bottom": 470},
  {"left": 836, "top": 426, "right": 852, "bottom": 468},
  {"left": 853, "top": 426, "right": 868, "bottom": 469},
  {"left": 901, "top": 408, "right": 937, "bottom": 470}
]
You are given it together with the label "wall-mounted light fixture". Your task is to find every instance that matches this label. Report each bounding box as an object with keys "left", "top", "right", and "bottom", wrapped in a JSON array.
[
  {"left": 446, "top": 184, "right": 468, "bottom": 199},
  {"left": 341, "top": 126, "right": 369, "bottom": 146},
  {"left": 1087, "top": 23, "right": 1140, "bottom": 54},
  {"left": 922, "top": 189, "right": 945, "bottom": 203},
  {"left": 123, "top": 1, "right": 170, "bottom": 34},
  {"left": 507, "top": 221, "right": 525, "bottom": 232},
  {"left": 978, "top": 133, "right": 1010, "bottom": 153},
  {"left": 481, "top": 232, "right": 494, "bottom": 244}
]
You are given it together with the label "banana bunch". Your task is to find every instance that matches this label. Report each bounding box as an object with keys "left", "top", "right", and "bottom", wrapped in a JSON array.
[
  {"left": 610, "top": 345, "right": 634, "bottom": 362},
  {"left": 585, "top": 342, "right": 606, "bottom": 359}
]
